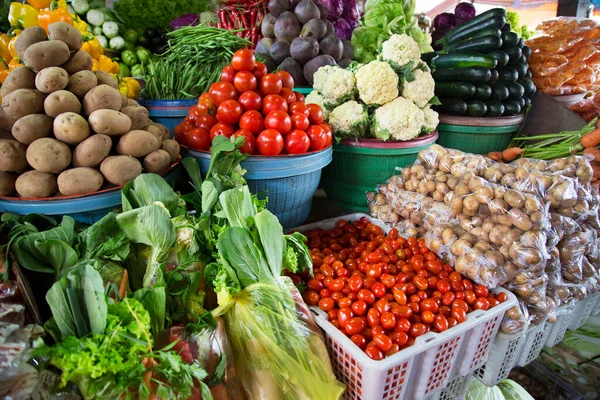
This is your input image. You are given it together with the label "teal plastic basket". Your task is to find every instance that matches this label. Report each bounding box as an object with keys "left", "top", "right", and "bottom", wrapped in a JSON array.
[{"left": 142, "top": 99, "right": 197, "bottom": 136}]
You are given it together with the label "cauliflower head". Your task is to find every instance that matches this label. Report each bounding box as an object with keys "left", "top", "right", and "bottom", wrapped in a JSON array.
[
  {"left": 313, "top": 65, "right": 356, "bottom": 108},
  {"left": 305, "top": 90, "right": 330, "bottom": 120},
  {"left": 355, "top": 61, "right": 399, "bottom": 106},
  {"left": 422, "top": 105, "right": 439, "bottom": 134},
  {"left": 373, "top": 97, "right": 424, "bottom": 141},
  {"left": 329, "top": 100, "right": 369, "bottom": 139},
  {"left": 381, "top": 34, "right": 422, "bottom": 67},
  {"left": 402, "top": 69, "right": 435, "bottom": 108}
]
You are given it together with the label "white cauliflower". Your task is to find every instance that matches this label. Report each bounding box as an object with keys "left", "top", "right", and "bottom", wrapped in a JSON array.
[
  {"left": 305, "top": 90, "right": 330, "bottom": 120},
  {"left": 373, "top": 97, "right": 424, "bottom": 141},
  {"left": 313, "top": 65, "right": 356, "bottom": 108},
  {"left": 422, "top": 105, "right": 439, "bottom": 134},
  {"left": 402, "top": 69, "right": 435, "bottom": 108},
  {"left": 355, "top": 61, "right": 399, "bottom": 106},
  {"left": 329, "top": 100, "right": 369, "bottom": 139},
  {"left": 380, "top": 34, "right": 422, "bottom": 67}
]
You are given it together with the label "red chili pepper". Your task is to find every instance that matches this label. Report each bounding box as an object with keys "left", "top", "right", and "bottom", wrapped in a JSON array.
[{"left": 250, "top": 9, "right": 257, "bottom": 27}]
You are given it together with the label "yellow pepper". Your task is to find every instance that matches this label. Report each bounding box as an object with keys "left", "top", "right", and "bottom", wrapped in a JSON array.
[
  {"left": 38, "top": 0, "right": 72, "bottom": 33},
  {"left": 124, "top": 77, "right": 141, "bottom": 99},
  {"left": 8, "top": 2, "right": 40, "bottom": 29},
  {"left": 26, "top": 0, "right": 52, "bottom": 9},
  {"left": 92, "top": 59, "right": 99, "bottom": 71},
  {"left": 71, "top": 14, "right": 87, "bottom": 33},
  {"left": 8, "top": 58, "right": 21, "bottom": 70},
  {"left": 0, "top": 34, "right": 12, "bottom": 64},
  {"left": 81, "top": 36, "right": 103, "bottom": 60},
  {"left": 118, "top": 81, "right": 130, "bottom": 97},
  {"left": 111, "top": 61, "right": 120, "bottom": 75},
  {"left": 8, "top": 36, "right": 18, "bottom": 59},
  {"left": 0, "top": 58, "right": 9, "bottom": 84},
  {"left": 97, "top": 54, "right": 113, "bottom": 72}
]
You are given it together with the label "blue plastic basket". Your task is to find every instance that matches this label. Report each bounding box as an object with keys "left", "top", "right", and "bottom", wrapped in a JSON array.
[
  {"left": 142, "top": 99, "right": 197, "bottom": 136},
  {"left": 184, "top": 147, "right": 332, "bottom": 228}
]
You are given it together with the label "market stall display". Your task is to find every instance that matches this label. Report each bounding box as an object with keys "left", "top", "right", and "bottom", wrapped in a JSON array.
[{"left": 215, "top": 0, "right": 267, "bottom": 46}]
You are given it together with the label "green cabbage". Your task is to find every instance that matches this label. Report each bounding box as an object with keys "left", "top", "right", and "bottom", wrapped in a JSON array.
[
  {"left": 466, "top": 378, "right": 505, "bottom": 400},
  {"left": 498, "top": 379, "right": 534, "bottom": 400}
]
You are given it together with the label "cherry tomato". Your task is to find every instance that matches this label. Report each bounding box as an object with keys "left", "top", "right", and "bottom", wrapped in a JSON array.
[
  {"left": 338, "top": 308, "right": 353, "bottom": 328},
  {"left": 289, "top": 101, "right": 309, "bottom": 116},
  {"left": 442, "top": 292, "right": 455, "bottom": 306},
  {"left": 380, "top": 273, "right": 396, "bottom": 289},
  {"left": 447, "top": 317, "right": 458, "bottom": 328},
  {"left": 365, "top": 345, "right": 384, "bottom": 360},
  {"left": 452, "top": 299, "right": 468, "bottom": 311},
  {"left": 319, "top": 123, "right": 333, "bottom": 147},
  {"left": 195, "top": 115, "right": 217, "bottom": 132},
  {"left": 216, "top": 99, "right": 242, "bottom": 125},
  {"left": 373, "top": 333, "right": 393, "bottom": 352},
  {"left": 294, "top": 91, "right": 305, "bottom": 102},
  {"left": 414, "top": 276, "right": 428, "bottom": 291},
  {"left": 284, "top": 129, "right": 310, "bottom": 154},
  {"left": 307, "top": 279, "right": 323, "bottom": 291},
  {"left": 329, "top": 278, "right": 345, "bottom": 292},
  {"left": 339, "top": 297, "right": 352, "bottom": 309},
  {"left": 238, "top": 91, "right": 262, "bottom": 111},
  {"left": 474, "top": 297, "right": 490, "bottom": 311},
  {"left": 276, "top": 70, "right": 294, "bottom": 89},
  {"left": 233, "top": 71, "right": 257, "bottom": 93},
  {"left": 262, "top": 94, "right": 288, "bottom": 114},
  {"left": 260, "top": 74, "right": 283, "bottom": 95},
  {"left": 349, "top": 275, "right": 363, "bottom": 292},
  {"left": 252, "top": 62, "right": 267, "bottom": 80},
  {"left": 231, "top": 49, "right": 256, "bottom": 71},
  {"left": 232, "top": 129, "right": 257, "bottom": 154},
  {"left": 452, "top": 306, "right": 467, "bottom": 323},
  {"left": 358, "top": 289, "right": 376, "bottom": 305},
  {"left": 371, "top": 282, "right": 386, "bottom": 298},
  {"left": 449, "top": 271, "right": 462, "bottom": 282},
  {"left": 256, "top": 129, "right": 284, "bottom": 155},
  {"left": 351, "top": 300, "right": 367, "bottom": 316},
  {"left": 410, "top": 323, "right": 427, "bottom": 338},
  {"left": 306, "top": 125, "right": 328, "bottom": 151},
  {"left": 374, "top": 299, "right": 390, "bottom": 313},
  {"left": 350, "top": 334, "right": 367, "bottom": 349},
  {"left": 464, "top": 290, "right": 476, "bottom": 305},
  {"left": 463, "top": 280, "right": 473, "bottom": 292},
  {"left": 497, "top": 292, "right": 508, "bottom": 303},
  {"left": 367, "top": 308, "right": 380, "bottom": 327},
  {"left": 421, "top": 310, "right": 435, "bottom": 325},
  {"left": 209, "top": 82, "right": 238, "bottom": 106},
  {"left": 220, "top": 65, "right": 236, "bottom": 83},
  {"left": 475, "top": 285, "right": 489, "bottom": 298},
  {"left": 209, "top": 123, "right": 235, "bottom": 141},
  {"left": 395, "top": 318, "right": 411, "bottom": 333},
  {"left": 279, "top": 87, "right": 296, "bottom": 104},
  {"left": 420, "top": 299, "right": 439, "bottom": 313},
  {"left": 437, "top": 280, "right": 451, "bottom": 294},
  {"left": 393, "top": 288, "right": 408, "bottom": 305},
  {"left": 303, "top": 290, "right": 319, "bottom": 305},
  {"left": 290, "top": 113, "right": 310, "bottom": 131},
  {"left": 264, "top": 110, "right": 292, "bottom": 134},
  {"left": 434, "top": 315, "right": 449, "bottom": 332},
  {"left": 327, "top": 309, "right": 339, "bottom": 320},
  {"left": 390, "top": 331, "right": 408, "bottom": 346},
  {"left": 239, "top": 110, "right": 264, "bottom": 135},
  {"left": 186, "top": 128, "right": 210, "bottom": 151},
  {"left": 318, "top": 297, "right": 335, "bottom": 312},
  {"left": 381, "top": 312, "right": 396, "bottom": 330}
]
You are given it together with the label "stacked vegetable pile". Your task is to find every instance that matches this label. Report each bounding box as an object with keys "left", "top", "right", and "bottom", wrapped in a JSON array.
[
  {"left": 0, "top": 23, "right": 180, "bottom": 198},
  {"left": 256, "top": 0, "right": 354, "bottom": 86},
  {"left": 215, "top": 0, "right": 267, "bottom": 46},
  {"left": 307, "top": 34, "right": 439, "bottom": 141},
  {"left": 174, "top": 49, "right": 332, "bottom": 155},
  {"left": 368, "top": 145, "right": 600, "bottom": 334},
  {"left": 429, "top": 8, "right": 536, "bottom": 117},
  {"left": 431, "top": 2, "right": 476, "bottom": 50},
  {"left": 296, "top": 217, "right": 509, "bottom": 360}
]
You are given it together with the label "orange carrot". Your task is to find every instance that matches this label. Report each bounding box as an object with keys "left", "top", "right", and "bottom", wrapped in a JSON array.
[
  {"left": 581, "top": 128, "right": 600, "bottom": 148},
  {"left": 143, "top": 357, "right": 158, "bottom": 400},
  {"left": 583, "top": 147, "right": 600, "bottom": 162},
  {"left": 118, "top": 269, "right": 128, "bottom": 299},
  {"left": 487, "top": 151, "right": 503, "bottom": 162},
  {"left": 501, "top": 147, "right": 524, "bottom": 162}
]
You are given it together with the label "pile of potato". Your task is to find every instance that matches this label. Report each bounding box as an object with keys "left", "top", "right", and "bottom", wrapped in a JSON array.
[{"left": 0, "top": 23, "right": 180, "bottom": 198}]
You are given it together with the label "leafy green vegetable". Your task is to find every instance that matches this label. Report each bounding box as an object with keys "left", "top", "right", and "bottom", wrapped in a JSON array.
[
  {"left": 562, "top": 330, "right": 600, "bottom": 359},
  {"left": 466, "top": 378, "right": 505, "bottom": 400},
  {"left": 217, "top": 227, "right": 271, "bottom": 287},
  {"left": 113, "top": 0, "right": 210, "bottom": 34},
  {"left": 255, "top": 210, "right": 285, "bottom": 278},
  {"left": 219, "top": 186, "right": 256, "bottom": 229},
  {"left": 133, "top": 286, "right": 166, "bottom": 334},
  {"left": 76, "top": 213, "right": 130, "bottom": 262},
  {"left": 122, "top": 173, "right": 182, "bottom": 216},
  {"left": 498, "top": 379, "right": 534, "bottom": 400}
]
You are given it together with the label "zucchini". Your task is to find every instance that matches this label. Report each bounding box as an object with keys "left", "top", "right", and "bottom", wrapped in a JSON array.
[
  {"left": 488, "top": 50, "right": 509, "bottom": 68},
  {"left": 517, "top": 38, "right": 525, "bottom": 48},
  {"left": 522, "top": 96, "right": 532, "bottom": 108},
  {"left": 438, "top": 98, "right": 468, "bottom": 115},
  {"left": 505, "top": 46, "right": 523, "bottom": 63},
  {"left": 522, "top": 46, "right": 532, "bottom": 59},
  {"left": 516, "top": 55, "right": 527, "bottom": 65},
  {"left": 516, "top": 97, "right": 526, "bottom": 108},
  {"left": 486, "top": 100, "right": 505, "bottom": 117},
  {"left": 501, "top": 23, "right": 511, "bottom": 32},
  {"left": 503, "top": 100, "right": 522, "bottom": 116},
  {"left": 473, "top": 85, "right": 492, "bottom": 100},
  {"left": 430, "top": 53, "right": 498, "bottom": 69},
  {"left": 435, "top": 81, "right": 477, "bottom": 99},
  {"left": 490, "top": 83, "right": 509, "bottom": 101},
  {"left": 433, "top": 67, "right": 492, "bottom": 84},
  {"left": 443, "top": 28, "right": 501, "bottom": 49},
  {"left": 442, "top": 8, "right": 507, "bottom": 44},
  {"left": 501, "top": 32, "right": 520, "bottom": 48},
  {"left": 489, "top": 69, "right": 499, "bottom": 85},
  {"left": 444, "top": 35, "right": 503, "bottom": 54},
  {"left": 498, "top": 67, "right": 519, "bottom": 83},
  {"left": 511, "top": 62, "right": 528, "bottom": 78},
  {"left": 421, "top": 52, "right": 436, "bottom": 64},
  {"left": 518, "top": 78, "right": 536, "bottom": 96},
  {"left": 506, "top": 82, "right": 525, "bottom": 99},
  {"left": 466, "top": 100, "right": 488, "bottom": 117},
  {"left": 524, "top": 70, "right": 532, "bottom": 79}
]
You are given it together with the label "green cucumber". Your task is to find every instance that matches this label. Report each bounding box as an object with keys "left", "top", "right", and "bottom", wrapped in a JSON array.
[
  {"left": 490, "top": 83, "right": 509, "bottom": 101},
  {"left": 443, "top": 28, "right": 501, "bottom": 49},
  {"left": 522, "top": 46, "right": 532, "bottom": 59},
  {"left": 430, "top": 53, "right": 498, "bottom": 69},
  {"left": 501, "top": 32, "right": 520, "bottom": 48},
  {"left": 489, "top": 69, "right": 499, "bottom": 85},
  {"left": 506, "top": 82, "right": 525, "bottom": 99},
  {"left": 516, "top": 97, "right": 526, "bottom": 108},
  {"left": 433, "top": 67, "right": 492, "bottom": 84},
  {"left": 503, "top": 100, "right": 522, "bottom": 116},
  {"left": 435, "top": 81, "right": 477, "bottom": 99},
  {"left": 473, "top": 85, "right": 492, "bottom": 100},
  {"left": 442, "top": 8, "right": 507, "bottom": 44},
  {"left": 501, "top": 23, "right": 511, "bottom": 32},
  {"left": 486, "top": 100, "right": 505, "bottom": 117},
  {"left": 438, "top": 98, "right": 468, "bottom": 115},
  {"left": 518, "top": 78, "right": 536, "bottom": 96},
  {"left": 466, "top": 100, "right": 488, "bottom": 117},
  {"left": 498, "top": 67, "right": 519, "bottom": 83},
  {"left": 445, "top": 35, "right": 503, "bottom": 54},
  {"left": 511, "top": 62, "right": 528, "bottom": 78},
  {"left": 488, "top": 50, "right": 509, "bottom": 68},
  {"left": 505, "top": 46, "right": 523, "bottom": 63}
]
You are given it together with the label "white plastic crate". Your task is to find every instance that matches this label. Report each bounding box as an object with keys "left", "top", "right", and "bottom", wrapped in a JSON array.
[
  {"left": 545, "top": 303, "right": 575, "bottom": 348},
  {"left": 474, "top": 330, "right": 526, "bottom": 387},
  {"left": 296, "top": 214, "right": 517, "bottom": 400},
  {"left": 568, "top": 294, "right": 597, "bottom": 330},
  {"left": 514, "top": 322, "right": 551, "bottom": 367},
  {"left": 427, "top": 374, "right": 473, "bottom": 400}
]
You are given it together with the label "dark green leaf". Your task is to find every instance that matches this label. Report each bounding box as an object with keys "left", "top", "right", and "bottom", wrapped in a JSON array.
[
  {"left": 182, "top": 157, "right": 203, "bottom": 189},
  {"left": 133, "top": 286, "right": 166, "bottom": 334},
  {"left": 216, "top": 227, "right": 270, "bottom": 287},
  {"left": 219, "top": 186, "right": 256, "bottom": 229},
  {"left": 77, "top": 213, "right": 130, "bottom": 262},
  {"left": 201, "top": 179, "right": 222, "bottom": 215},
  {"left": 254, "top": 210, "right": 285, "bottom": 278},
  {"left": 34, "top": 239, "right": 78, "bottom": 275}
]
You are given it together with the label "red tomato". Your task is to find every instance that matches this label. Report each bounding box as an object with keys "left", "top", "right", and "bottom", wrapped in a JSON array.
[
  {"left": 420, "top": 299, "right": 439, "bottom": 313},
  {"left": 434, "top": 315, "right": 449, "bottom": 332},
  {"left": 276, "top": 70, "right": 294, "bottom": 89},
  {"left": 185, "top": 107, "right": 203, "bottom": 126},
  {"left": 351, "top": 300, "right": 367, "bottom": 316},
  {"left": 350, "top": 334, "right": 367, "bottom": 349},
  {"left": 319, "top": 123, "right": 333, "bottom": 147},
  {"left": 232, "top": 129, "right": 257, "bottom": 154},
  {"left": 410, "top": 323, "right": 427, "bottom": 338},
  {"left": 367, "top": 308, "right": 380, "bottom": 327},
  {"left": 346, "top": 318, "right": 366, "bottom": 336},
  {"left": 220, "top": 65, "right": 236, "bottom": 83},
  {"left": 307, "top": 279, "right": 323, "bottom": 291},
  {"left": 474, "top": 297, "right": 490, "bottom": 311},
  {"left": 231, "top": 49, "right": 256, "bottom": 71},
  {"left": 318, "top": 297, "right": 335, "bottom": 312},
  {"left": 174, "top": 122, "right": 193, "bottom": 145},
  {"left": 260, "top": 74, "right": 283, "bottom": 95},
  {"left": 373, "top": 334, "right": 393, "bottom": 351},
  {"left": 329, "top": 278, "right": 345, "bottom": 292},
  {"left": 307, "top": 125, "right": 328, "bottom": 151},
  {"left": 195, "top": 115, "right": 217, "bottom": 132},
  {"left": 365, "top": 345, "right": 384, "bottom": 360},
  {"left": 216, "top": 99, "right": 242, "bottom": 125},
  {"left": 393, "top": 288, "right": 408, "bottom": 305},
  {"left": 307, "top": 103, "right": 324, "bottom": 124},
  {"left": 289, "top": 101, "right": 309, "bottom": 116},
  {"left": 209, "top": 123, "right": 235, "bottom": 141},
  {"left": 381, "top": 312, "right": 396, "bottom": 330},
  {"left": 262, "top": 94, "right": 288, "bottom": 114},
  {"left": 339, "top": 297, "right": 352, "bottom": 309},
  {"left": 239, "top": 110, "right": 264, "bottom": 135},
  {"left": 303, "top": 290, "right": 319, "bottom": 305},
  {"left": 279, "top": 87, "right": 296, "bottom": 104},
  {"left": 475, "top": 285, "right": 489, "bottom": 298},
  {"left": 284, "top": 129, "right": 310, "bottom": 154},
  {"left": 464, "top": 290, "right": 476, "bottom": 305},
  {"left": 291, "top": 113, "right": 310, "bottom": 131},
  {"left": 252, "top": 62, "right": 267, "bottom": 80},
  {"left": 442, "top": 292, "right": 455, "bottom": 306},
  {"left": 256, "top": 129, "right": 284, "bottom": 155},
  {"left": 396, "top": 305, "right": 413, "bottom": 319},
  {"left": 238, "top": 91, "right": 262, "bottom": 112},
  {"left": 437, "top": 280, "right": 451, "bottom": 294},
  {"left": 209, "top": 82, "right": 238, "bottom": 106},
  {"left": 395, "top": 318, "right": 411, "bottom": 333},
  {"left": 451, "top": 306, "right": 467, "bottom": 323},
  {"left": 452, "top": 299, "right": 468, "bottom": 311},
  {"left": 348, "top": 275, "right": 363, "bottom": 292},
  {"left": 371, "top": 282, "right": 386, "bottom": 298},
  {"left": 198, "top": 94, "right": 216, "bottom": 110},
  {"left": 390, "top": 331, "right": 409, "bottom": 346},
  {"left": 234, "top": 71, "right": 257, "bottom": 93},
  {"left": 264, "top": 110, "right": 292, "bottom": 134},
  {"left": 338, "top": 308, "right": 353, "bottom": 328},
  {"left": 497, "top": 292, "right": 508, "bottom": 303},
  {"left": 294, "top": 91, "right": 305, "bottom": 102},
  {"left": 186, "top": 128, "right": 210, "bottom": 151},
  {"left": 421, "top": 310, "right": 435, "bottom": 325},
  {"left": 358, "top": 289, "right": 375, "bottom": 305}
]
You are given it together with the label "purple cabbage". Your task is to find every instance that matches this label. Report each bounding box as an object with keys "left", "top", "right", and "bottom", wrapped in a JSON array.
[
  {"left": 327, "top": 0, "right": 344, "bottom": 21},
  {"left": 454, "top": 3, "right": 476, "bottom": 23},
  {"left": 341, "top": 0, "right": 360, "bottom": 27},
  {"left": 170, "top": 13, "right": 199, "bottom": 30},
  {"left": 333, "top": 18, "right": 353, "bottom": 41},
  {"left": 433, "top": 13, "right": 457, "bottom": 31}
]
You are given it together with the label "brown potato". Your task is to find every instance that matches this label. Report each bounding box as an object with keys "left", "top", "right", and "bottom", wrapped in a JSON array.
[
  {"left": 93, "top": 70, "right": 118, "bottom": 89},
  {"left": 26, "top": 138, "right": 71, "bottom": 173},
  {"left": 82, "top": 84, "right": 121, "bottom": 116},
  {"left": 15, "top": 27, "right": 47, "bottom": 59},
  {"left": 1, "top": 66, "right": 36, "bottom": 97},
  {"left": 35, "top": 67, "right": 69, "bottom": 93},
  {"left": 57, "top": 167, "right": 104, "bottom": 195},
  {"left": 143, "top": 150, "right": 171, "bottom": 173},
  {"left": 0, "top": 139, "right": 28, "bottom": 172},
  {"left": 44, "top": 90, "right": 81, "bottom": 117},
  {"left": 145, "top": 125, "right": 163, "bottom": 141},
  {"left": 161, "top": 139, "right": 180, "bottom": 163},
  {"left": 15, "top": 170, "right": 57, "bottom": 198},
  {"left": 0, "top": 171, "right": 17, "bottom": 196},
  {"left": 88, "top": 109, "right": 132, "bottom": 136},
  {"left": 48, "top": 22, "right": 82, "bottom": 51},
  {"left": 66, "top": 70, "right": 97, "bottom": 98},
  {"left": 23, "top": 40, "right": 70, "bottom": 72},
  {"left": 0, "top": 105, "right": 17, "bottom": 132},
  {"left": 117, "top": 130, "right": 160, "bottom": 157},
  {"left": 100, "top": 155, "right": 142, "bottom": 186},
  {"left": 73, "top": 134, "right": 112, "bottom": 167},
  {"left": 2, "top": 88, "right": 45, "bottom": 119},
  {"left": 120, "top": 92, "right": 128, "bottom": 109},
  {"left": 61, "top": 50, "right": 93, "bottom": 75},
  {"left": 12, "top": 114, "right": 53, "bottom": 144},
  {"left": 120, "top": 105, "right": 149, "bottom": 130},
  {"left": 152, "top": 123, "right": 171, "bottom": 141},
  {"left": 126, "top": 98, "right": 138, "bottom": 107},
  {"left": 53, "top": 112, "right": 90, "bottom": 145}
]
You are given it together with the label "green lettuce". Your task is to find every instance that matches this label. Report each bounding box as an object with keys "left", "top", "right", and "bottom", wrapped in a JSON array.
[{"left": 498, "top": 379, "right": 534, "bottom": 400}]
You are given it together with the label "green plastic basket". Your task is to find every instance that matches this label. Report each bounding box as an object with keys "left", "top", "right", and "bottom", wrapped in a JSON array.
[
  {"left": 322, "top": 133, "right": 438, "bottom": 212},
  {"left": 436, "top": 114, "right": 525, "bottom": 154}
]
